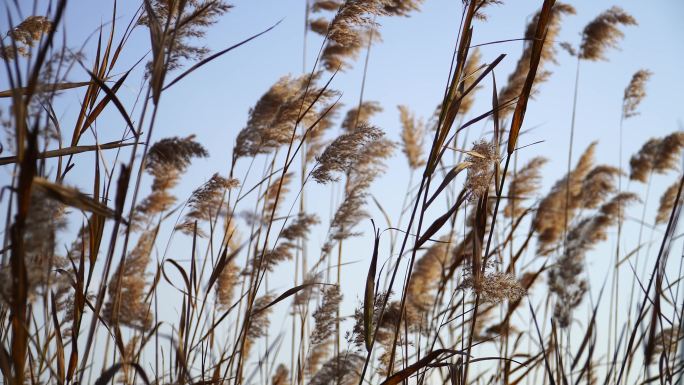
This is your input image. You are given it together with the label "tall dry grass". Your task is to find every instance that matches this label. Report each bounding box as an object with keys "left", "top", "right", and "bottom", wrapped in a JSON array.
[{"left": 0, "top": 1, "right": 682, "bottom": 385}]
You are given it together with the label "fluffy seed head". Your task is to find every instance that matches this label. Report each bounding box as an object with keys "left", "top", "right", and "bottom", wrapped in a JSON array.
[
  {"left": 579, "top": 6, "right": 637, "bottom": 61},
  {"left": 623, "top": 69, "right": 652, "bottom": 119}
]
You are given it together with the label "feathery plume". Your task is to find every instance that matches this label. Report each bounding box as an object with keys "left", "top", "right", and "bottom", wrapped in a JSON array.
[
  {"left": 1, "top": 16, "right": 52, "bottom": 60},
  {"left": 406, "top": 239, "right": 449, "bottom": 313},
  {"left": 652, "top": 325, "right": 683, "bottom": 357},
  {"left": 176, "top": 173, "right": 239, "bottom": 235},
  {"left": 579, "top": 6, "right": 637, "bottom": 61},
  {"left": 533, "top": 143, "right": 598, "bottom": 254},
  {"left": 272, "top": 364, "right": 290, "bottom": 385},
  {"left": 306, "top": 286, "right": 342, "bottom": 375},
  {"left": 312, "top": 0, "right": 343, "bottom": 13},
  {"left": 0, "top": 189, "right": 68, "bottom": 305},
  {"left": 306, "top": 102, "right": 342, "bottom": 162},
  {"left": 234, "top": 74, "right": 338, "bottom": 159},
  {"left": 309, "top": 17, "right": 330, "bottom": 35},
  {"left": 251, "top": 213, "right": 319, "bottom": 273},
  {"left": 136, "top": 136, "right": 208, "bottom": 222},
  {"left": 629, "top": 132, "right": 684, "bottom": 182},
  {"left": 327, "top": 0, "right": 388, "bottom": 47},
  {"left": 103, "top": 231, "right": 155, "bottom": 329},
  {"left": 216, "top": 221, "right": 241, "bottom": 310},
  {"left": 656, "top": 180, "right": 681, "bottom": 225},
  {"left": 465, "top": 140, "right": 499, "bottom": 200},
  {"left": 322, "top": 131, "right": 394, "bottom": 253},
  {"left": 383, "top": 0, "right": 424, "bottom": 17},
  {"left": 318, "top": 0, "right": 388, "bottom": 71},
  {"left": 244, "top": 294, "right": 274, "bottom": 356},
  {"left": 140, "top": 1, "right": 233, "bottom": 71},
  {"left": 578, "top": 165, "right": 621, "bottom": 209},
  {"left": 341, "top": 101, "right": 383, "bottom": 132},
  {"left": 309, "top": 351, "right": 365, "bottom": 385},
  {"left": 473, "top": 0, "right": 503, "bottom": 21},
  {"left": 504, "top": 157, "right": 547, "bottom": 218},
  {"left": 549, "top": 193, "right": 637, "bottom": 327},
  {"left": 623, "top": 69, "right": 652, "bottom": 119},
  {"left": 462, "top": 271, "right": 526, "bottom": 304},
  {"left": 312, "top": 123, "right": 383, "bottom": 183},
  {"left": 265, "top": 173, "right": 293, "bottom": 215},
  {"left": 398, "top": 105, "right": 425, "bottom": 169}
]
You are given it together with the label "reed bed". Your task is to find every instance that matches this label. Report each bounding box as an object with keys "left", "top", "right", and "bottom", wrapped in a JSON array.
[{"left": 0, "top": 1, "right": 682, "bottom": 385}]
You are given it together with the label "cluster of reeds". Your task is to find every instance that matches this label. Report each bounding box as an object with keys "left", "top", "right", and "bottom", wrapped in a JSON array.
[{"left": 1, "top": 1, "right": 682, "bottom": 385}]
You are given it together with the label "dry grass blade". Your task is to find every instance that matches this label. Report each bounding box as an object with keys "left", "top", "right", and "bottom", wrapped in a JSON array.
[
  {"left": 0, "top": 81, "right": 92, "bottom": 97},
  {"left": 94, "top": 363, "right": 150, "bottom": 385},
  {"left": 83, "top": 67, "right": 139, "bottom": 136},
  {"left": 78, "top": 69, "right": 132, "bottom": 139},
  {"left": 426, "top": 162, "right": 470, "bottom": 207},
  {"left": 507, "top": 0, "right": 556, "bottom": 155},
  {"left": 380, "top": 349, "right": 465, "bottom": 385},
  {"left": 417, "top": 190, "right": 467, "bottom": 249},
  {"left": 364, "top": 224, "right": 380, "bottom": 352},
  {"left": 33, "top": 177, "right": 116, "bottom": 217},
  {"left": 252, "top": 283, "right": 326, "bottom": 314},
  {"left": 0, "top": 140, "right": 134, "bottom": 165},
  {"left": 162, "top": 19, "right": 283, "bottom": 91}
]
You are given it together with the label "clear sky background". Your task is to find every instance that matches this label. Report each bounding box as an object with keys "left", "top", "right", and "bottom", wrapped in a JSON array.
[{"left": 2, "top": 0, "right": 684, "bottom": 380}]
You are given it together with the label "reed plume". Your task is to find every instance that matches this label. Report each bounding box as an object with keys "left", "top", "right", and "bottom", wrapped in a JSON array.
[
  {"left": 322, "top": 127, "right": 394, "bottom": 253},
  {"left": 504, "top": 157, "right": 547, "bottom": 218},
  {"left": 245, "top": 294, "right": 274, "bottom": 356},
  {"left": 341, "top": 101, "right": 382, "bottom": 132},
  {"left": 264, "top": 173, "right": 294, "bottom": 216},
  {"left": 406, "top": 239, "right": 449, "bottom": 313},
  {"left": 548, "top": 192, "right": 637, "bottom": 327},
  {"left": 316, "top": 0, "right": 389, "bottom": 71},
  {"left": 312, "top": 0, "right": 342, "bottom": 13},
  {"left": 579, "top": 6, "right": 637, "bottom": 61},
  {"left": 383, "top": 0, "right": 424, "bottom": 17},
  {"left": 656, "top": 180, "right": 681, "bottom": 225},
  {"left": 629, "top": 132, "right": 684, "bottom": 183},
  {"left": 309, "top": 351, "right": 364, "bottom": 385},
  {"left": 216, "top": 221, "right": 241, "bottom": 309},
  {"left": 1, "top": 16, "right": 52, "bottom": 60},
  {"left": 465, "top": 140, "right": 499, "bottom": 200},
  {"left": 312, "top": 123, "right": 383, "bottom": 183},
  {"left": 398, "top": 105, "right": 425, "bottom": 169},
  {"left": 251, "top": 213, "right": 319, "bottom": 273},
  {"left": 533, "top": 142, "right": 597, "bottom": 254},
  {"left": 272, "top": 364, "right": 290, "bottom": 385},
  {"left": 462, "top": 271, "right": 526, "bottom": 304},
  {"left": 0, "top": 189, "right": 68, "bottom": 305},
  {"left": 327, "top": 0, "right": 387, "bottom": 47},
  {"left": 136, "top": 136, "right": 208, "bottom": 223},
  {"left": 306, "top": 103, "right": 342, "bottom": 163},
  {"left": 473, "top": 0, "right": 503, "bottom": 21},
  {"left": 234, "top": 73, "right": 338, "bottom": 159},
  {"left": 103, "top": 231, "right": 155, "bottom": 329},
  {"left": 623, "top": 69, "right": 652, "bottom": 119},
  {"left": 306, "top": 285, "right": 342, "bottom": 375},
  {"left": 140, "top": 0, "right": 233, "bottom": 71},
  {"left": 177, "top": 173, "right": 239, "bottom": 235}
]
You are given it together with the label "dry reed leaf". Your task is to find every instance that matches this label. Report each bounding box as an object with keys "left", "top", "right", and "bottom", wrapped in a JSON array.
[{"left": 33, "top": 177, "right": 115, "bottom": 218}]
